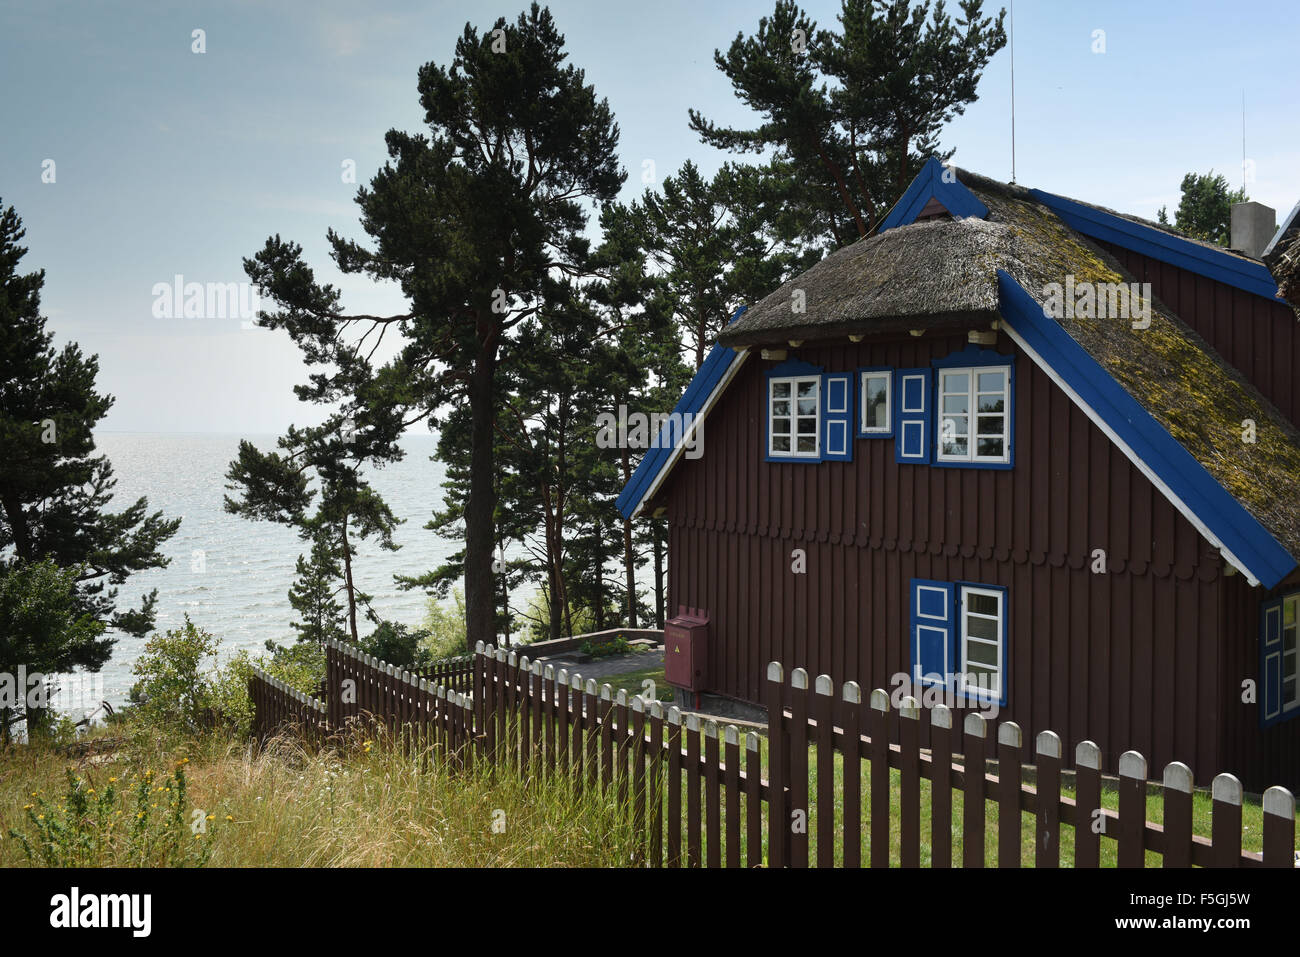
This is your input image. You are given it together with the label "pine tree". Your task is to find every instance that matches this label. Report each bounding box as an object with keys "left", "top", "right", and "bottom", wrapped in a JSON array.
[{"left": 0, "top": 199, "right": 180, "bottom": 682}]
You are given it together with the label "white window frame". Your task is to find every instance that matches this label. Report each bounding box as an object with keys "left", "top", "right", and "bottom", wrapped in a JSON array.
[
  {"left": 1284, "top": 595, "right": 1299, "bottom": 713},
  {"left": 936, "top": 365, "right": 1011, "bottom": 465},
  {"left": 859, "top": 370, "right": 892, "bottom": 434},
  {"left": 958, "top": 585, "right": 1004, "bottom": 701},
  {"left": 768, "top": 375, "right": 821, "bottom": 459}
]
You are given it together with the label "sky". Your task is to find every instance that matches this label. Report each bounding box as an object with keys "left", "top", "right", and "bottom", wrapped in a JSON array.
[{"left": 2, "top": 0, "right": 1297, "bottom": 434}]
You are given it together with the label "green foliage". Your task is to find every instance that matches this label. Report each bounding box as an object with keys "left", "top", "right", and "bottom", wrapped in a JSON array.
[
  {"left": 1156, "top": 170, "right": 1248, "bottom": 247},
  {"left": 420, "top": 589, "right": 470, "bottom": 659},
  {"left": 207, "top": 641, "right": 325, "bottom": 739},
  {"left": 579, "top": 635, "right": 630, "bottom": 659},
  {"left": 689, "top": 0, "right": 1007, "bottom": 247},
  {"left": 127, "top": 617, "right": 219, "bottom": 736},
  {"left": 7, "top": 764, "right": 216, "bottom": 867},
  {"left": 359, "top": 620, "right": 433, "bottom": 670},
  {"left": 287, "top": 529, "right": 349, "bottom": 645}
]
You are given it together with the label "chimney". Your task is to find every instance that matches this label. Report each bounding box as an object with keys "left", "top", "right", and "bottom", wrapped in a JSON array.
[{"left": 1231, "top": 201, "right": 1277, "bottom": 258}]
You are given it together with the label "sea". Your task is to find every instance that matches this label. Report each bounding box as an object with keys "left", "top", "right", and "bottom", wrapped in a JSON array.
[{"left": 48, "top": 432, "right": 466, "bottom": 712}]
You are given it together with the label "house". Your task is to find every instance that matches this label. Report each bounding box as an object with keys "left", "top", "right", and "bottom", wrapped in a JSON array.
[{"left": 618, "top": 158, "right": 1300, "bottom": 792}]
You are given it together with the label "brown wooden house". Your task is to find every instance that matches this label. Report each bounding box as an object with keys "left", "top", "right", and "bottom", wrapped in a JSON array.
[{"left": 618, "top": 159, "right": 1300, "bottom": 792}]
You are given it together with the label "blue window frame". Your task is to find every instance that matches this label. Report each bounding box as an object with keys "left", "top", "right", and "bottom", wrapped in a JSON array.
[
  {"left": 765, "top": 360, "right": 854, "bottom": 463},
  {"left": 910, "top": 577, "right": 1008, "bottom": 706},
  {"left": 932, "top": 345, "right": 1014, "bottom": 470},
  {"left": 1260, "top": 592, "right": 1299, "bottom": 728}
]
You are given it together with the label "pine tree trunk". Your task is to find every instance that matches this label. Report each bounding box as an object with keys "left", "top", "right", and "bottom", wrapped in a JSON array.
[
  {"left": 621, "top": 447, "right": 637, "bottom": 628},
  {"left": 341, "top": 514, "right": 359, "bottom": 644},
  {"left": 464, "top": 334, "right": 499, "bottom": 652},
  {"left": 653, "top": 518, "right": 665, "bottom": 629}
]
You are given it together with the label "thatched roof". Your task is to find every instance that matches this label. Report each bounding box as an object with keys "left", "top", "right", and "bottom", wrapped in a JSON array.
[{"left": 718, "top": 167, "right": 1300, "bottom": 570}]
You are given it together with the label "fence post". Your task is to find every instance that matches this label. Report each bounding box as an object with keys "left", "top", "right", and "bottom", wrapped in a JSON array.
[
  {"left": 1117, "top": 750, "right": 1147, "bottom": 868},
  {"left": 556, "top": 668, "right": 570, "bottom": 777},
  {"left": 572, "top": 675, "right": 586, "bottom": 797},
  {"left": 997, "top": 722, "right": 1023, "bottom": 868},
  {"left": 667, "top": 706, "right": 682, "bottom": 867},
  {"left": 745, "top": 731, "right": 761, "bottom": 869},
  {"left": 1074, "top": 740, "right": 1102, "bottom": 868},
  {"left": 1263, "top": 786, "right": 1296, "bottom": 868},
  {"left": 649, "top": 701, "right": 665, "bottom": 868},
  {"left": 704, "top": 719, "right": 720, "bottom": 869},
  {"left": 765, "top": 662, "right": 786, "bottom": 870},
  {"left": 543, "top": 664, "right": 556, "bottom": 780},
  {"left": 962, "top": 713, "right": 988, "bottom": 868},
  {"left": 788, "top": 668, "right": 810, "bottom": 869},
  {"left": 631, "top": 696, "right": 647, "bottom": 865},
  {"left": 814, "top": 675, "right": 835, "bottom": 869},
  {"left": 600, "top": 683, "right": 615, "bottom": 794},
  {"left": 1035, "top": 731, "right": 1062, "bottom": 868},
  {"left": 899, "top": 696, "right": 920, "bottom": 868},
  {"left": 870, "top": 689, "right": 891, "bottom": 868},
  {"left": 842, "top": 682, "right": 863, "bottom": 869},
  {"left": 685, "top": 712, "right": 702, "bottom": 868},
  {"left": 723, "top": 723, "right": 740, "bottom": 869},
  {"left": 616, "top": 689, "right": 630, "bottom": 811},
  {"left": 585, "top": 678, "right": 600, "bottom": 793},
  {"left": 930, "top": 704, "right": 953, "bottom": 869},
  {"left": 1211, "top": 773, "right": 1243, "bottom": 867},
  {"left": 1162, "top": 761, "right": 1193, "bottom": 868}
]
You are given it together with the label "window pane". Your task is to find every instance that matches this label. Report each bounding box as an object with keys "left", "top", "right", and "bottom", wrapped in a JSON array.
[
  {"left": 1286, "top": 599, "right": 1297, "bottom": 626},
  {"left": 943, "top": 395, "right": 969, "bottom": 414},
  {"left": 977, "top": 371, "right": 1005, "bottom": 393},
  {"left": 967, "top": 616, "right": 998, "bottom": 641},
  {"left": 772, "top": 435, "right": 790, "bottom": 452},
  {"left": 797, "top": 418, "right": 816, "bottom": 434},
  {"left": 968, "top": 593, "right": 1000, "bottom": 616},
  {"left": 977, "top": 414, "right": 1004, "bottom": 436},
  {"left": 797, "top": 380, "right": 817, "bottom": 397},
  {"left": 1286, "top": 628, "right": 1296, "bottom": 654},
  {"left": 941, "top": 414, "right": 968, "bottom": 435},
  {"left": 772, "top": 419, "right": 790, "bottom": 435},
  {"left": 865, "top": 376, "right": 888, "bottom": 428},
  {"left": 797, "top": 398, "right": 817, "bottom": 416},
  {"left": 977, "top": 437, "right": 1005, "bottom": 458},
  {"left": 942, "top": 372, "right": 969, "bottom": 394},
  {"left": 977, "top": 395, "right": 1005, "bottom": 413},
  {"left": 1285, "top": 653, "right": 1296, "bottom": 680},
  {"left": 966, "top": 640, "right": 998, "bottom": 666},
  {"left": 1286, "top": 676, "right": 1296, "bottom": 704},
  {"left": 772, "top": 400, "right": 790, "bottom": 417},
  {"left": 796, "top": 435, "right": 816, "bottom": 453},
  {"left": 772, "top": 382, "right": 790, "bottom": 398},
  {"left": 941, "top": 436, "right": 968, "bottom": 457}
]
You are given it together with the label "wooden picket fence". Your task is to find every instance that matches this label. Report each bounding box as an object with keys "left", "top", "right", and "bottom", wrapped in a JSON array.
[
  {"left": 249, "top": 666, "right": 327, "bottom": 741},
  {"left": 247, "top": 641, "right": 1298, "bottom": 868}
]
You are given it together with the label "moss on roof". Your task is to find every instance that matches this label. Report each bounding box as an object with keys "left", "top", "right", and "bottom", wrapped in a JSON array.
[
  {"left": 726, "top": 165, "right": 1300, "bottom": 565},
  {"left": 970, "top": 171, "right": 1300, "bottom": 564}
]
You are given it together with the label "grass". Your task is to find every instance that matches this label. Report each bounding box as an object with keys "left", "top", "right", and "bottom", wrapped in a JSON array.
[
  {"left": 0, "top": 725, "right": 641, "bottom": 868},
  {"left": 596, "top": 657, "right": 674, "bottom": 703}
]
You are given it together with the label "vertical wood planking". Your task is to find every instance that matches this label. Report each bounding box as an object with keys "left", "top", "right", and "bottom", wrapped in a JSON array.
[
  {"left": 1035, "top": 731, "right": 1062, "bottom": 868},
  {"left": 1117, "top": 751, "right": 1147, "bottom": 868},
  {"left": 997, "top": 722, "right": 1023, "bottom": 868},
  {"left": 1162, "top": 762, "right": 1193, "bottom": 868},
  {"left": 1074, "top": 741, "right": 1102, "bottom": 868},
  {"left": 1211, "top": 773, "right": 1243, "bottom": 867}
]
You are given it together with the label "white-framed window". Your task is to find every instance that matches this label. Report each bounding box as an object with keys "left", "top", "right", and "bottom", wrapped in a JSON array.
[
  {"left": 959, "top": 585, "right": 1004, "bottom": 701},
  {"left": 769, "top": 375, "right": 820, "bottom": 458},
  {"left": 859, "top": 370, "right": 892, "bottom": 434},
  {"left": 1284, "top": 595, "right": 1298, "bottom": 713},
  {"left": 937, "top": 365, "right": 1010, "bottom": 464}
]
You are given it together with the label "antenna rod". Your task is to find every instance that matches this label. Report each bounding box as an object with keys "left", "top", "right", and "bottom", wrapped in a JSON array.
[{"left": 1009, "top": 0, "right": 1016, "bottom": 184}]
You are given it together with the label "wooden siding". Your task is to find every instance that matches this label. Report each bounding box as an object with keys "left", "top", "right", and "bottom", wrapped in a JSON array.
[
  {"left": 1095, "top": 238, "right": 1300, "bottom": 429},
  {"left": 1218, "top": 568, "right": 1300, "bottom": 793},
  {"left": 662, "top": 332, "right": 1233, "bottom": 783}
]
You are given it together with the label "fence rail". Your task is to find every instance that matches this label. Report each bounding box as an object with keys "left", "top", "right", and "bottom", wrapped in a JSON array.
[{"left": 247, "top": 641, "right": 1297, "bottom": 868}]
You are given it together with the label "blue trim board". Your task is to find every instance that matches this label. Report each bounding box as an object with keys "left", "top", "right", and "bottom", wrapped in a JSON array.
[
  {"left": 616, "top": 308, "right": 748, "bottom": 520},
  {"left": 1029, "top": 189, "right": 1283, "bottom": 303},
  {"left": 877, "top": 156, "right": 989, "bottom": 234},
  {"left": 996, "top": 269, "right": 1296, "bottom": 588}
]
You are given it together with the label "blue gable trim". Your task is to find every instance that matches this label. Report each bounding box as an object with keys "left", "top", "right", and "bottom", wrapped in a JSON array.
[
  {"left": 876, "top": 156, "right": 989, "bottom": 234},
  {"left": 996, "top": 269, "right": 1296, "bottom": 588},
  {"left": 1028, "top": 188, "right": 1284, "bottom": 303},
  {"left": 616, "top": 308, "right": 747, "bottom": 520}
]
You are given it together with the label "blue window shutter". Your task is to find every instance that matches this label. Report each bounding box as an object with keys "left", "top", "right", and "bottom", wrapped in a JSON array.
[
  {"left": 1260, "top": 598, "right": 1284, "bottom": 728},
  {"left": 895, "top": 368, "right": 932, "bottom": 464},
  {"left": 911, "top": 579, "right": 956, "bottom": 690},
  {"left": 821, "top": 373, "right": 853, "bottom": 461}
]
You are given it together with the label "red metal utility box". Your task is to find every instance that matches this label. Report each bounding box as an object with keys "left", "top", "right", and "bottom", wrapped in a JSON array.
[{"left": 664, "top": 606, "right": 709, "bottom": 692}]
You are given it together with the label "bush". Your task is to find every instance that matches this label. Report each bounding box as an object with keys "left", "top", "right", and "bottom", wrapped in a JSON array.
[
  {"left": 579, "top": 635, "right": 630, "bottom": 659},
  {"left": 128, "top": 617, "right": 219, "bottom": 736},
  {"left": 208, "top": 641, "right": 325, "bottom": 739},
  {"left": 360, "top": 621, "right": 433, "bottom": 670},
  {"left": 7, "top": 763, "right": 218, "bottom": 867},
  {"left": 421, "top": 589, "right": 468, "bottom": 660}
]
